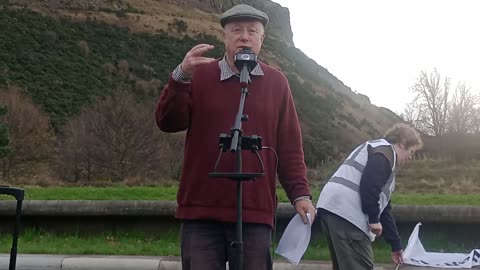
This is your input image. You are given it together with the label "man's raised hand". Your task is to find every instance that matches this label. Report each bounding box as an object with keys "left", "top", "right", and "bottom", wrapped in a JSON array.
[{"left": 180, "top": 44, "right": 216, "bottom": 75}]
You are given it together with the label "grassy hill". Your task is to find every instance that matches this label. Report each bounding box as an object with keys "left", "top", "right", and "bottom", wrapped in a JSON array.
[{"left": 0, "top": 6, "right": 224, "bottom": 129}]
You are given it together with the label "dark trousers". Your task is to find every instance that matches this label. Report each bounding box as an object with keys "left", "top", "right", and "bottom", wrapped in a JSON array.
[
  {"left": 319, "top": 210, "right": 374, "bottom": 270},
  {"left": 180, "top": 220, "right": 273, "bottom": 270}
]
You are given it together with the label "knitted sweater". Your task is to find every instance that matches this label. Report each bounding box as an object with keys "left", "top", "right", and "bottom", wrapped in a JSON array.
[{"left": 155, "top": 60, "right": 311, "bottom": 227}]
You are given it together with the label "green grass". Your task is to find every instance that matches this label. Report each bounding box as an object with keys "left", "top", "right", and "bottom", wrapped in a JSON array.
[
  {"left": 0, "top": 229, "right": 180, "bottom": 256},
  {"left": 0, "top": 228, "right": 474, "bottom": 263},
  {"left": 2, "top": 186, "right": 480, "bottom": 205},
  {"left": 0, "top": 186, "right": 178, "bottom": 200},
  {"left": 392, "top": 194, "right": 480, "bottom": 205}
]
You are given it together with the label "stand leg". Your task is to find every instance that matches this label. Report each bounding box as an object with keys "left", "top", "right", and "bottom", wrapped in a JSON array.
[
  {"left": 235, "top": 146, "right": 244, "bottom": 270},
  {"left": 9, "top": 200, "right": 22, "bottom": 270},
  {"left": 235, "top": 180, "right": 243, "bottom": 270}
]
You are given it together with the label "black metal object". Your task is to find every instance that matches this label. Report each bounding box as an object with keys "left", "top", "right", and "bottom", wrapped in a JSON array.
[
  {"left": 208, "top": 48, "right": 265, "bottom": 270},
  {"left": 0, "top": 186, "right": 25, "bottom": 270}
]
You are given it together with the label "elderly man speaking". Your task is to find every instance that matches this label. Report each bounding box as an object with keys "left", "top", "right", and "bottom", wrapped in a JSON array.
[{"left": 155, "top": 3, "right": 316, "bottom": 270}]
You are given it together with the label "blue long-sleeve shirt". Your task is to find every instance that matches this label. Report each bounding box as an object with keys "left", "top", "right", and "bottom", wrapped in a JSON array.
[{"left": 360, "top": 149, "right": 402, "bottom": 252}]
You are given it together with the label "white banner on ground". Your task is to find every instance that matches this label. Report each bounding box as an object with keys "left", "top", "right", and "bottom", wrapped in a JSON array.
[{"left": 403, "top": 222, "right": 480, "bottom": 268}]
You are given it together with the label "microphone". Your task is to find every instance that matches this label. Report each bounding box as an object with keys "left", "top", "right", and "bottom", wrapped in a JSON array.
[{"left": 234, "top": 47, "right": 257, "bottom": 86}]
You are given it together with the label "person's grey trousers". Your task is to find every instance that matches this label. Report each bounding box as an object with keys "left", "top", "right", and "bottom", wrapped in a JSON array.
[{"left": 319, "top": 209, "right": 374, "bottom": 270}]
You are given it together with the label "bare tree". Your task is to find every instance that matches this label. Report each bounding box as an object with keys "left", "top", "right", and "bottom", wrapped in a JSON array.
[
  {"left": 0, "top": 106, "right": 9, "bottom": 158},
  {"left": 409, "top": 69, "right": 450, "bottom": 136},
  {"left": 448, "top": 82, "right": 478, "bottom": 134},
  {"left": 402, "top": 98, "right": 429, "bottom": 134},
  {"left": 472, "top": 107, "right": 480, "bottom": 134},
  {"left": 58, "top": 90, "right": 168, "bottom": 183},
  {"left": 57, "top": 115, "right": 96, "bottom": 182},
  {"left": 0, "top": 86, "right": 55, "bottom": 180},
  {"left": 163, "top": 132, "right": 185, "bottom": 180}
]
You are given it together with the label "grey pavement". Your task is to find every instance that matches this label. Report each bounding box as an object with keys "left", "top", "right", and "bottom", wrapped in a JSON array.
[{"left": 0, "top": 254, "right": 475, "bottom": 270}]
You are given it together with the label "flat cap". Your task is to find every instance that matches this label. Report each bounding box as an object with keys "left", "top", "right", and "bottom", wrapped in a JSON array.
[{"left": 220, "top": 4, "right": 269, "bottom": 28}]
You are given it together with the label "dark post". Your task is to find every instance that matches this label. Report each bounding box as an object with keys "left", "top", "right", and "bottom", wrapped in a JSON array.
[{"left": 0, "top": 186, "right": 25, "bottom": 270}]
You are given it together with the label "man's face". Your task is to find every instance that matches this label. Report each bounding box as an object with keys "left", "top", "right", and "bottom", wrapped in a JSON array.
[
  {"left": 397, "top": 144, "right": 416, "bottom": 167},
  {"left": 223, "top": 19, "right": 265, "bottom": 64}
]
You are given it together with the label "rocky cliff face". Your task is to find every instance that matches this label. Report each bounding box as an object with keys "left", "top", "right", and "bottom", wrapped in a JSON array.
[
  {"left": 166, "top": 0, "right": 294, "bottom": 46},
  {"left": 21, "top": 0, "right": 294, "bottom": 46}
]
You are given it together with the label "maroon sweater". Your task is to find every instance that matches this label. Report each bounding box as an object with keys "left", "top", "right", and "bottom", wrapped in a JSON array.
[{"left": 155, "top": 60, "right": 311, "bottom": 227}]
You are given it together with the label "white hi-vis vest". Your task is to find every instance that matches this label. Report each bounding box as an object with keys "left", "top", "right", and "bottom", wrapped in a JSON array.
[{"left": 316, "top": 139, "right": 396, "bottom": 241}]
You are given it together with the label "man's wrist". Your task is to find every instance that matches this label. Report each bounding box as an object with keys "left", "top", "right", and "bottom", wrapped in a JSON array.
[
  {"left": 293, "top": 195, "right": 312, "bottom": 205},
  {"left": 172, "top": 64, "right": 192, "bottom": 83},
  {"left": 390, "top": 240, "right": 403, "bottom": 252},
  {"left": 369, "top": 214, "right": 380, "bottom": 224}
]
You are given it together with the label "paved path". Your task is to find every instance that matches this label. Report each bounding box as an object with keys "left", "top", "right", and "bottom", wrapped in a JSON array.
[{"left": 1, "top": 254, "right": 477, "bottom": 270}]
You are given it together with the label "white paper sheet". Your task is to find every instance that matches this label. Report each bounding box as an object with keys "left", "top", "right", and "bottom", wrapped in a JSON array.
[{"left": 275, "top": 213, "right": 312, "bottom": 265}]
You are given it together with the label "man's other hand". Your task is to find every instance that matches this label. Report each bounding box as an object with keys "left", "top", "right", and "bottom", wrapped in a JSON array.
[
  {"left": 369, "top": 222, "right": 383, "bottom": 236},
  {"left": 392, "top": 249, "right": 404, "bottom": 265},
  {"left": 294, "top": 200, "right": 316, "bottom": 224}
]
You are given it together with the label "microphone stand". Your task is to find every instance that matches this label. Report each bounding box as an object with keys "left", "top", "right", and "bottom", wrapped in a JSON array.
[{"left": 209, "top": 61, "right": 265, "bottom": 270}]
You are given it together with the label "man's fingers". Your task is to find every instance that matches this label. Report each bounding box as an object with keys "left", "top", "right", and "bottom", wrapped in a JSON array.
[
  {"left": 293, "top": 199, "right": 316, "bottom": 225},
  {"left": 186, "top": 57, "right": 216, "bottom": 69},
  {"left": 371, "top": 228, "right": 382, "bottom": 236},
  {"left": 369, "top": 223, "right": 383, "bottom": 236},
  {"left": 189, "top": 44, "right": 214, "bottom": 57},
  {"left": 308, "top": 212, "right": 315, "bottom": 224},
  {"left": 307, "top": 206, "right": 316, "bottom": 223},
  {"left": 181, "top": 57, "right": 216, "bottom": 75},
  {"left": 398, "top": 252, "right": 405, "bottom": 264},
  {"left": 194, "top": 57, "right": 216, "bottom": 65},
  {"left": 298, "top": 212, "right": 308, "bottom": 224},
  {"left": 392, "top": 251, "right": 404, "bottom": 266},
  {"left": 294, "top": 200, "right": 316, "bottom": 225},
  {"left": 189, "top": 43, "right": 213, "bottom": 53}
]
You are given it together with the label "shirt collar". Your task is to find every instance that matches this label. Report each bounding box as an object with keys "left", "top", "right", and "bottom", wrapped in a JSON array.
[{"left": 218, "top": 56, "right": 264, "bottom": 81}]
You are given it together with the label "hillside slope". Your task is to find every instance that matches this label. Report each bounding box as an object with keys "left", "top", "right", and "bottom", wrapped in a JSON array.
[{"left": 1, "top": 0, "right": 401, "bottom": 167}]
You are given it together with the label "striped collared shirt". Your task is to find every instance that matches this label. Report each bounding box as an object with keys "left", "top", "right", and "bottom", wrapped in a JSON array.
[
  {"left": 172, "top": 56, "right": 264, "bottom": 83},
  {"left": 218, "top": 56, "right": 264, "bottom": 81}
]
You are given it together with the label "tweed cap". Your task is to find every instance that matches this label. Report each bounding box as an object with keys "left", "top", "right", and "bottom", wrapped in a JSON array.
[{"left": 220, "top": 4, "right": 269, "bottom": 27}]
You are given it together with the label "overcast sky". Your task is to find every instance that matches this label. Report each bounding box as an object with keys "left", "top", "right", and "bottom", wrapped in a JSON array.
[{"left": 272, "top": 0, "right": 480, "bottom": 114}]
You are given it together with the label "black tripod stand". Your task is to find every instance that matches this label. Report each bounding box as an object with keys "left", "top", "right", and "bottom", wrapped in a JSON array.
[
  {"left": 209, "top": 48, "right": 265, "bottom": 270},
  {"left": 0, "top": 186, "right": 24, "bottom": 270}
]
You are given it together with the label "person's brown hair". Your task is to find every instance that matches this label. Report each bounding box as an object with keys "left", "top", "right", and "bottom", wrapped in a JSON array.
[{"left": 384, "top": 123, "right": 423, "bottom": 150}]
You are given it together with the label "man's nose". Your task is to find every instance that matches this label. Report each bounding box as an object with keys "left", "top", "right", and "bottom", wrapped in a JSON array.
[{"left": 239, "top": 30, "right": 250, "bottom": 40}]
